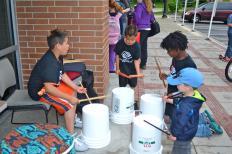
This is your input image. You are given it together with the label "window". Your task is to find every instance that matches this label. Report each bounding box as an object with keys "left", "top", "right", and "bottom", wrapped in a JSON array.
[
  {"left": 0, "top": 0, "right": 14, "bottom": 50},
  {"left": 0, "top": 0, "right": 22, "bottom": 89},
  {"left": 204, "top": 3, "right": 214, "bottom": 10}
]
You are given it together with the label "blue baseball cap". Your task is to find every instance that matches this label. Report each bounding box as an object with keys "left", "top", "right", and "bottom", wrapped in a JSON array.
[{"left": 167, "top": 68, "right": 204, "bottom": 88}]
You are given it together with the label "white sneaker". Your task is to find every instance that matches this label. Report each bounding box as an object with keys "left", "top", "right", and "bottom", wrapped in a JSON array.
[
  {"left": 74, "top": 137, "right": 88, "bottom": 152},
  {"left": 74, "top": 117, "right": 83, "bottom": 128}
]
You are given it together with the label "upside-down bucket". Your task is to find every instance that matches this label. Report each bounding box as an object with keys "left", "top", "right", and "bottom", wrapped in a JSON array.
[
  {"left": 140, "top": 94, "right": 164, "bottom": 119},
  {"left": 110, "top": 87, "right": 134, "bottom": 124},
  {"left": 82, "top": 104, "right": 111, "bottom": 149},
  {"left": 129, "top": 114, "right": 163, "bottom": 154}
]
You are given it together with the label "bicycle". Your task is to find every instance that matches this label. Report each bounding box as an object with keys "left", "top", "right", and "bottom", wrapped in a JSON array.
[{"left": 225, "top": 59, "right": 232, "bottom": 82}]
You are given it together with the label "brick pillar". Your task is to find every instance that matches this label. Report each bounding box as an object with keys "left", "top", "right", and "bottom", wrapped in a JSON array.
[{"left": 16, "top": 0, "right": 109, "bottom": 96}]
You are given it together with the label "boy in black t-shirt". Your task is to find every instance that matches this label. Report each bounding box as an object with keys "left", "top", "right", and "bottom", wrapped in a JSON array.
[
  {"left": 115, "top": 25, "right": 142, "bottom": 88},
  {"left": 28, "top": 29, "right": 88, "bottom": 152},
  {"left": 159, "top": 31, "right": 197, "bottom": 120}
]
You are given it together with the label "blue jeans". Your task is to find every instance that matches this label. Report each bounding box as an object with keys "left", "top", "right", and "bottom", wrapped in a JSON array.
[
  {"left": 119, "top": 14, "right": 128, "bottom": 36},
  {"left": 225, "top": 32, "right": 232, "bottom": 58}
]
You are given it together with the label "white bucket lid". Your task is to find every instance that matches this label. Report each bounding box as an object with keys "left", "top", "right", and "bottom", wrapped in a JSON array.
[
  {"left": 112, "top": 87, "right": 134, "bottom": 97},
  {"left": 141, "top": 94, "right": 162, "bottom": 102},
  {"left": 83, "top": 103, "right": 108, "bottom": 115},
  {"left": 133, "top": 115, "right": 162, "bottom": 129}
]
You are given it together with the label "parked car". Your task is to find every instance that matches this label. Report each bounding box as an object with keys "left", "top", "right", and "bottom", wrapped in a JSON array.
[{"left": 184, "top": 2, "right": 232, "bottom": 23}]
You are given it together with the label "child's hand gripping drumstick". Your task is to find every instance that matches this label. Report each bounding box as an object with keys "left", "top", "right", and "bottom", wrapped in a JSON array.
[
  {"left": 79, "top": 81, "right": 92, "bottom": 104},
  {"left": 155, "top": 57, "right": 166, "bottom": 88},
  {"left": 117, "top": 71, "right": 144, "bottom": 79}
]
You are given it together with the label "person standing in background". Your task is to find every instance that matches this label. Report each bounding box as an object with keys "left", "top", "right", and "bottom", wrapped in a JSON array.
[
  {"left": 109, "top": 0, "right": 128, "bottom": 14},
  {"left": 115, "top": 0, "right": 130, "bottom": 36},
  {"left": 162, "top": 0, "right": 168, "bottom": 18},
  {"left": 134, "top": 0, "right": 155, "bottom": 69},
  {"left": 219, "top": 14, "right": 232, "bottom": 62},
  {"left": 109, "top": 6, "right": 122, "bottom": 72}
]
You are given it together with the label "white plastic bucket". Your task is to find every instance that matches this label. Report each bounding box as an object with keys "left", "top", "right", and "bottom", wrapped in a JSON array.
[
  {"left": 131, "top": 115, "right": 163, "bottom": 154},
  {"left": 140, "top": 94, "right": 164, "bottom": 119},
  {"left": 111, "top": 87, "right": 134, "bottom": 124},
  {"left": 82, "top": 104, "right": 111, "bottom": 149},
  {"left": 129, "top": 144, "right": 163, "bottom": 154}
]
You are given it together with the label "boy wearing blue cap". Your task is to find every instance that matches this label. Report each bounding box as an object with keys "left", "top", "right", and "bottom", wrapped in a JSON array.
[{"left": 163, "top": 68, "right": 206, "bottom": 154}]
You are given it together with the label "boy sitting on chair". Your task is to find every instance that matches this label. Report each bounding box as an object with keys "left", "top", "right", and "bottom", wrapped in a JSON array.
[
  {"left": 28, "top": 29, "right": 88, "bottom": 152},
  {"left": 163, "top": 68, "right": 206, "bottom": 154}
]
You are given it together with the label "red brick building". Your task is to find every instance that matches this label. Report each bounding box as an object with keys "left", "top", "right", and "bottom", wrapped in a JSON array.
[{"left": 0, "top": 0, "right": 109, "bottom": 96}]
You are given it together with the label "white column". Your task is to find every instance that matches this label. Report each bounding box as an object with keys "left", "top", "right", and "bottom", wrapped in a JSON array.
[
  {"left": 192, "top": 0, "right": 199, "bottom": 31},
  {"left": 182, "top": 0, "right": 188, "bottom": 26},
  {"left": 207, "top": 0, "right": 218, "bottom": 38},
  {"left": 174, "top": 0, "right": 179, "bottom": 22}
]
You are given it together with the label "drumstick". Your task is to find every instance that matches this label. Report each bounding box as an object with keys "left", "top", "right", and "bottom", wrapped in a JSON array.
[
  {"left": 129, "top": 74, "right": 144, "bottom": 78},
  {"left": 155, "top": 57, "right": 166, "bottom": 88},
  {"left": 144, "top": 120, "right": 170, "bottom": 135},
  {"left": 79, "top": 95, "right": 107, "bottom": 103},
  {"left": 63, "top": 59, "right": 83, "bottom": 64},
  {"left": 118, "top": 71, "right": 144, "bottom": 78},
  {"left": 117, "top": 71, "right": 130, "bottom": 78},
  {"left": 79, "top": 81, "right": 92, "bottom": 104}
]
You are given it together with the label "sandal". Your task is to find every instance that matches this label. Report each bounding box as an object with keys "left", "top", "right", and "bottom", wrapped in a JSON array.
[
  {"left": 219, "top": 54, "right": 224, "bottom": 60},
  {"left": 221, "top": 57, "right": 231, "bottom": 62}
]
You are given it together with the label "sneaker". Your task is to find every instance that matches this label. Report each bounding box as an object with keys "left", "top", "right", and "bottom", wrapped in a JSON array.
[
  {"left": 74, "top": 137, "right": 88, "bottom": 152},
  {"left": 74, "top": 117, "right": 83, "bottom": 128},
  {"left": 162, "top": 15, "right": 167, "bottom": 18}
]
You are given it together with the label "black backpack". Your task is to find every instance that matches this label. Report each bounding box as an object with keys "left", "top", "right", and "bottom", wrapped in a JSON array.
[{"left": 76, "top": 70, "right": 99, "bottom": 114}]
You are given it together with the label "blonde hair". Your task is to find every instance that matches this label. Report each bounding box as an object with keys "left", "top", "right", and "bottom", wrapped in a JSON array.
[{"left": 144, "top": 0, "right": 153, "bottom": 13}]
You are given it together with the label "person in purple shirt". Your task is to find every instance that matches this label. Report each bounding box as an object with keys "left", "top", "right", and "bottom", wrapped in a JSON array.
[{"left": 134, "top": 0, "right": 155, "bottom": 69}]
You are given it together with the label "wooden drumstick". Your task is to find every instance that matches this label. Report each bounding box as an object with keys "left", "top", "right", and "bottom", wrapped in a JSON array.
[
  {"left": 79, "top": 95, "right": 107, "bottom": 103},
  {"left": 118, "top": 71, "right": 144, "bottom": 78},
  {"left": 79, "top": 81, "right": 92, "bottom": 104},
  {"left": 155, "top": 57, "right": 166, "bottom": 88},
  {"left": 63, "top": 59, "right": 83, "bottom": 64},
  {"left": 117, "top": 71, "right": 130, "bottom": 78},
  {"left": 129, "top": 74, "right": 144, "bottom": 78}
]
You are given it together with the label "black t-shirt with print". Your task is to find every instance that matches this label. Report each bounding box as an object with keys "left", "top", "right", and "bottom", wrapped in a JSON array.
[
  {"left": 115, "top": 38, "right": 141, "bottom": 75},
  {"left": 168, "top": 55, "right": 197, "bottom": 94},
  {"left": 28, "top": 50, "right": 64, "bottom": 100}
]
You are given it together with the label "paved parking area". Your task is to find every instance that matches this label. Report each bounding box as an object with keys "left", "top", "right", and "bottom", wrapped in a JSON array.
[{"left": 172, "top": 16, "right": 228, "bottom": 46}]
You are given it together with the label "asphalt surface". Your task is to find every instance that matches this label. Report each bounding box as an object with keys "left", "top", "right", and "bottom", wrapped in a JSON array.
[{"left": 171, "top": 16, "right": 228, "bottom": 46}]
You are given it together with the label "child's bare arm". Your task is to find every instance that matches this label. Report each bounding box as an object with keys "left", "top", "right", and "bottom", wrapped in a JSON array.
[
  {"left": 134, "top": 59, "right": 141, "bottom": 75},
  {"left": 116, "top": 55, "right": 120, "bottom": 74},
  {"left": 62, "top": 73, "right": 86, "bottom": 94}
]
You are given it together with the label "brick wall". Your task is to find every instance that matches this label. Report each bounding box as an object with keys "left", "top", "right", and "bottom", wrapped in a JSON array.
[{"left": 16, "top": 0, "right": 109, "bottom": 96}]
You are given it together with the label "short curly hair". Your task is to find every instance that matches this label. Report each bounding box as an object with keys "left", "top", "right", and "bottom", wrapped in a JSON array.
[{"left": 160, "top": 31, "right": 188, "bottom": 51}]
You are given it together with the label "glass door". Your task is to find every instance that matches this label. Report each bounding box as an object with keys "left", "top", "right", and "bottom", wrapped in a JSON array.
[{"left": 0, "top": 0, "right": 23, "bottom": 89}]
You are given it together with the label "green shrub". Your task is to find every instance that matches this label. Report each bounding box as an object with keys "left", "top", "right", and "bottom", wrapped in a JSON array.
[{"left": 168, "top": 0, "right": 182, "bottom": 13}]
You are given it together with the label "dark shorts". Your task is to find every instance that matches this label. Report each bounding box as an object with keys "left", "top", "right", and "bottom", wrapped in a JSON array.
[
  {"left": 172, "top": 140, "right": 191, "bottom": 154},
  {"left": 119, "top": 76, "right": 137, "bottom": 88},
  {"left": 165, "top": 103, "right": 174, "bottom": 117}
]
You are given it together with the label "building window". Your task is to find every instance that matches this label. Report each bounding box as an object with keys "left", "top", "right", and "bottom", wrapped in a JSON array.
[{"left": 0, "top": 0, "right": 22, "bottom": 89}]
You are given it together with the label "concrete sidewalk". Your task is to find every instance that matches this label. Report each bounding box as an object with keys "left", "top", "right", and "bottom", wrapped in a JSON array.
[{"left": 1, "top": 17, "right": 232, "bottom": 154}]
